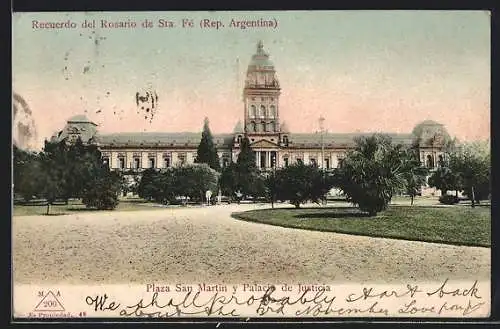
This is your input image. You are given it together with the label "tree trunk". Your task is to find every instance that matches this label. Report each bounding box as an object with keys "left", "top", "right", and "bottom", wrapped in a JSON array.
[
  {"left": 471, "top": 186, "right": 476, "bottom": 208},
  {"left": 46, "top": 202, "right": 51, "bottom": 215},
  {"left": 410, "top": 195, "right": 414, "bottom": 206},
  {"left": 294, "top": 202, "right": 300, "bottom": 209}
]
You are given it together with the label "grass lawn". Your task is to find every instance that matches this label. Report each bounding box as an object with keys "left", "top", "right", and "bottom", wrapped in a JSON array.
[
  {"left": 12, "top": 198, "right": 164, "bottom": 216},
  {"left": 232, "top": 205, "right": 491, "bottom": 247}
]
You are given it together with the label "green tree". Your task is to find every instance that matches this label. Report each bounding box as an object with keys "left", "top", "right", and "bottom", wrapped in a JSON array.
[
  {"left": 400, "top": 148, "right": 429, "bottom": 206},
  {"left": 174, "top": 164, "right": 219, "bottom": 204},
  {"left": 64, "top": 137, "right": 87, "bottom": 201},
  {"left": 428, "top": 166, "right": 457, "bottom": 196},
  {"left": 137, "top": 168, "right": 164, "bottom": 202},
  {"left": 195, "top": 117, "right": 221, "bottom": 172},
  {"left": 234, "top": 136, "right": 259, "bottom": 198},
  {"left": 13, "top": 145, "right": 43, "bottom": 201},
  {"left": 334, "top": 134, "right": 407, "bottom": 216},
  {"left": 273, "top": 163, "right": 334, "bottom": 208},
  {"left": 449, "top": 140, "right": 490, "bottom": 207},
  {"left": 38, "top": 140, "right": 68, "bottom": 214},
  {"left": 82, "top": 169, "right": 122, "bottom": 210},
  {"left": 158, "top": 169, "right": 178, "bottom": 204},
  {"left": 219, "top": 162, "right": 238, "bottom": 199}
]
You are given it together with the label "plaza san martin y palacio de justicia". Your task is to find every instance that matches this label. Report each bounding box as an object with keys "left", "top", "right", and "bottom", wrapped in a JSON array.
[{"left": 52, "top": 41, "right": 450, "bottom": 194}]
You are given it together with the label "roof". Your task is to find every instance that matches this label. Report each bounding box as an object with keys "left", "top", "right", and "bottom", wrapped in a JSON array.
[
  {"left": 97, "top": 132, "right": 234, "bottom": 148},
  {"left": 418, "top": 120, "right": 443, "bottom": 126},
  {"left": 287, "top": 132, "right": 414, "bottom": 148},
  {"left": 412, "top": 120, "right": 450, "bottom": 140},
  {"left": 96, "top": 130, "right": 415, "bottom": 149},
  {"left": 248, "top": 41, "right": 274, "bottom": 69},
  {"left": 233, "top": 120, "right": 244, "bottom": 133},
  {"left": 68, "top": 114, "right": 96, "bottom": 125}
]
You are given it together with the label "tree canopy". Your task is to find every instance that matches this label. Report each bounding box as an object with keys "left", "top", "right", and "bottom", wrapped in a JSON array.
[
  {"left": 449, "top": 140, "right": 490, "bottom": 206},
  {"left": 195, "top": 117, "right": 221, "bottom": 172},
  {"left": 334, "top": 134, "right": 409, "bottom": 216},
  {"left": 13, "top": 138, "right": 123, "bottom": 214},
  {"left": 273, "top": 163, "right": 334, "bottom": 208},
  {"left": 137, "top": 164, "right": 219, "bottom": 205}
]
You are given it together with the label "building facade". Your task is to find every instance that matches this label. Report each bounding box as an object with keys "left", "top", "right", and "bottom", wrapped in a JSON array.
[{"left": 52, "top": 41, "right": 450, "bottom": 194}]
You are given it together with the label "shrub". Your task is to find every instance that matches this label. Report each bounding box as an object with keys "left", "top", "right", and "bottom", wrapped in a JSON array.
[
  {"left": 273, "top": 163, "right": 334, "bottom": 208},
  {"left": 333, "top": 134, "right": 408, "bottom": 216},
  {"left": 439, "top": 194, "right": 459, "bottom": 205},
  {"left": 82, "top": 172, "right": 121, "bottom": 210}
]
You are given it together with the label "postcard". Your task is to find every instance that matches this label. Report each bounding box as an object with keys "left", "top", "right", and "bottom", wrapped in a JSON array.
[{"left": 12, "top": 10, "right": 491, "bottom": 320}]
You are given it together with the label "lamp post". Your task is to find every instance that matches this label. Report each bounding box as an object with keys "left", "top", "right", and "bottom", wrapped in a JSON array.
[
  {"left": 319, "top": 116, "right": 327, "bottom": 205},
  {"left": 271, "top": 153, "right": 276, "bottom": 209},
  {"left": 319, "top": 116, "right": 325, "bottom": 169}
]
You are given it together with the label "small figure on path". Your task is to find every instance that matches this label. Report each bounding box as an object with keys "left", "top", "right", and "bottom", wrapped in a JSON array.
[
  {"left": 235, "top": 190, "right": 243, "bottom": 204},
  {"left": 205, "top": 190, "right": 212, "bottom": 206}
]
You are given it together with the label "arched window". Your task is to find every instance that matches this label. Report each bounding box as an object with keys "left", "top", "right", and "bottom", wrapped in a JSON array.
[
  {"left": 426, "top": 155, "right": 434, "bottom": 168},
  {"left": 259, "top": 122, "right": 266, "bottom": 132},
  {"left": 250, "top": 105, "right": 256, "bottom": 118},
  {"left": 438, "top": 154, "right": 444, "bottom": 166},
  {"left": 251, "top": 122, "right": 257, "bottom": 132},
  {"left": 268, "top": 121, "right": 274, "bottom": 132},
  {"left": 282, "top": 135, "right": 289, "bottom": 146},
  {"left": 269, "top": 105, "right": 275, "bottom": 118},
  {"left": 237, "top": 135, "right": 242, "bottom": 144},
  {"left": 260, "top": 105, "right": 266, "bottom": 118}
]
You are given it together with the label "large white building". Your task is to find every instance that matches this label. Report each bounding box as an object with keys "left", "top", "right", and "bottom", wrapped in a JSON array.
[{"left": 52, "top": 41, "right": 450, "bottom": 192}]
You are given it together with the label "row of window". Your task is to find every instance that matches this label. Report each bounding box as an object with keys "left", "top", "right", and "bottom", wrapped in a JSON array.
[
  {"left": 281, "top": 157, "right": 333, "bottom": 169},
  {"left": 103, "top": 157, "right": 173, "bottom": 169},
  {"left": 104, "top": 153, "right": 441, "bottom": 170},
  {"left": 252, "top": 150, "right": 335, "bottom": 169},
  {"left": 424, "top": 154, "right": 445, "bottom": 168},
  {"left": 250, "top": 97, "right": 274, "bottom": 102},
  {"left": 248, "top": 121, "right": 277, "bottom": 133},
  {"left": 103, "top": 156, "right": 231, "bottom": 169},
  {"left": 248, "top": 105, "right": 276, "bottom": 119}
]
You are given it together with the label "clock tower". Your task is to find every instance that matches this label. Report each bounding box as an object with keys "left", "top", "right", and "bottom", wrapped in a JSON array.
[
  {"left": 241, "top": 41, "right": 282, "bottom": 169},
  {"left": 243, "top": 41, "right": 281, "bottom": 136}
]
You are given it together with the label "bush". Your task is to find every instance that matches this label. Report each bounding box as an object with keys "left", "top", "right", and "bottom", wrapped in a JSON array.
[
  {"left": 439, "top": 194, "right": 459, "bottom": 205},
  {"left": 82, "top": 172, "right": 121, "bottom": 210},
  {"left": 273, "top": 163, "right": 334, "bottom": 208},
  {"left": 333, "top": 135, "right": 408, "bottom": 216},
  {"left": 82, "top": 186, "right": 119, "bottom": 209}
]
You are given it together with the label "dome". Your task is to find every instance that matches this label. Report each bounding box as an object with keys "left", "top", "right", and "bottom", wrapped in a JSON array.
[
  {"left": 412, "top": 120, "right": 444, "bottom": 137},
  {"left": 248, "top": 40, "right": 274, "bottom": 68},
  {"left": 412, "top": 120, "right": 451, "bottom": 145},
  {"left": 68, "top": 114, "right": 93, "bottom": 123}
]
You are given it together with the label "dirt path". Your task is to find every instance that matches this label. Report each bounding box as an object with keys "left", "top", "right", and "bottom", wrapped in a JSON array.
[{"left": 12, "top": 204, "right": 490, "bottom": 284}]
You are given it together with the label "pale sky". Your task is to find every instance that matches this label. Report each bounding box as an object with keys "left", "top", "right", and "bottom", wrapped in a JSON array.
[{"left": 12, "top": 11, "right": 490, "bottom": 149}]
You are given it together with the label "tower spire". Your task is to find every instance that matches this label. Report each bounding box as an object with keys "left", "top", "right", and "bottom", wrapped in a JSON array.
[{"left": 257, "top": 40, "right": 264, "bottom": 54}]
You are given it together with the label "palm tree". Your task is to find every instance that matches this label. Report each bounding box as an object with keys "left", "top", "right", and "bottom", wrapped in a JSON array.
[{"left": 335, "top": 134, "right": 408, "bottom": 216}]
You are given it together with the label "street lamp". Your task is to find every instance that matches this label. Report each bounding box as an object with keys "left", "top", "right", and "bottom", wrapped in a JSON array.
[
  {"left": 271, "top": 154, "right": 276, "bottom": 209},
  {"left": 319, "top": 116, "right": 327, "bottom": 205},
  {"left": 319, "top": 116, "right": 325, "bottom": 169}
]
